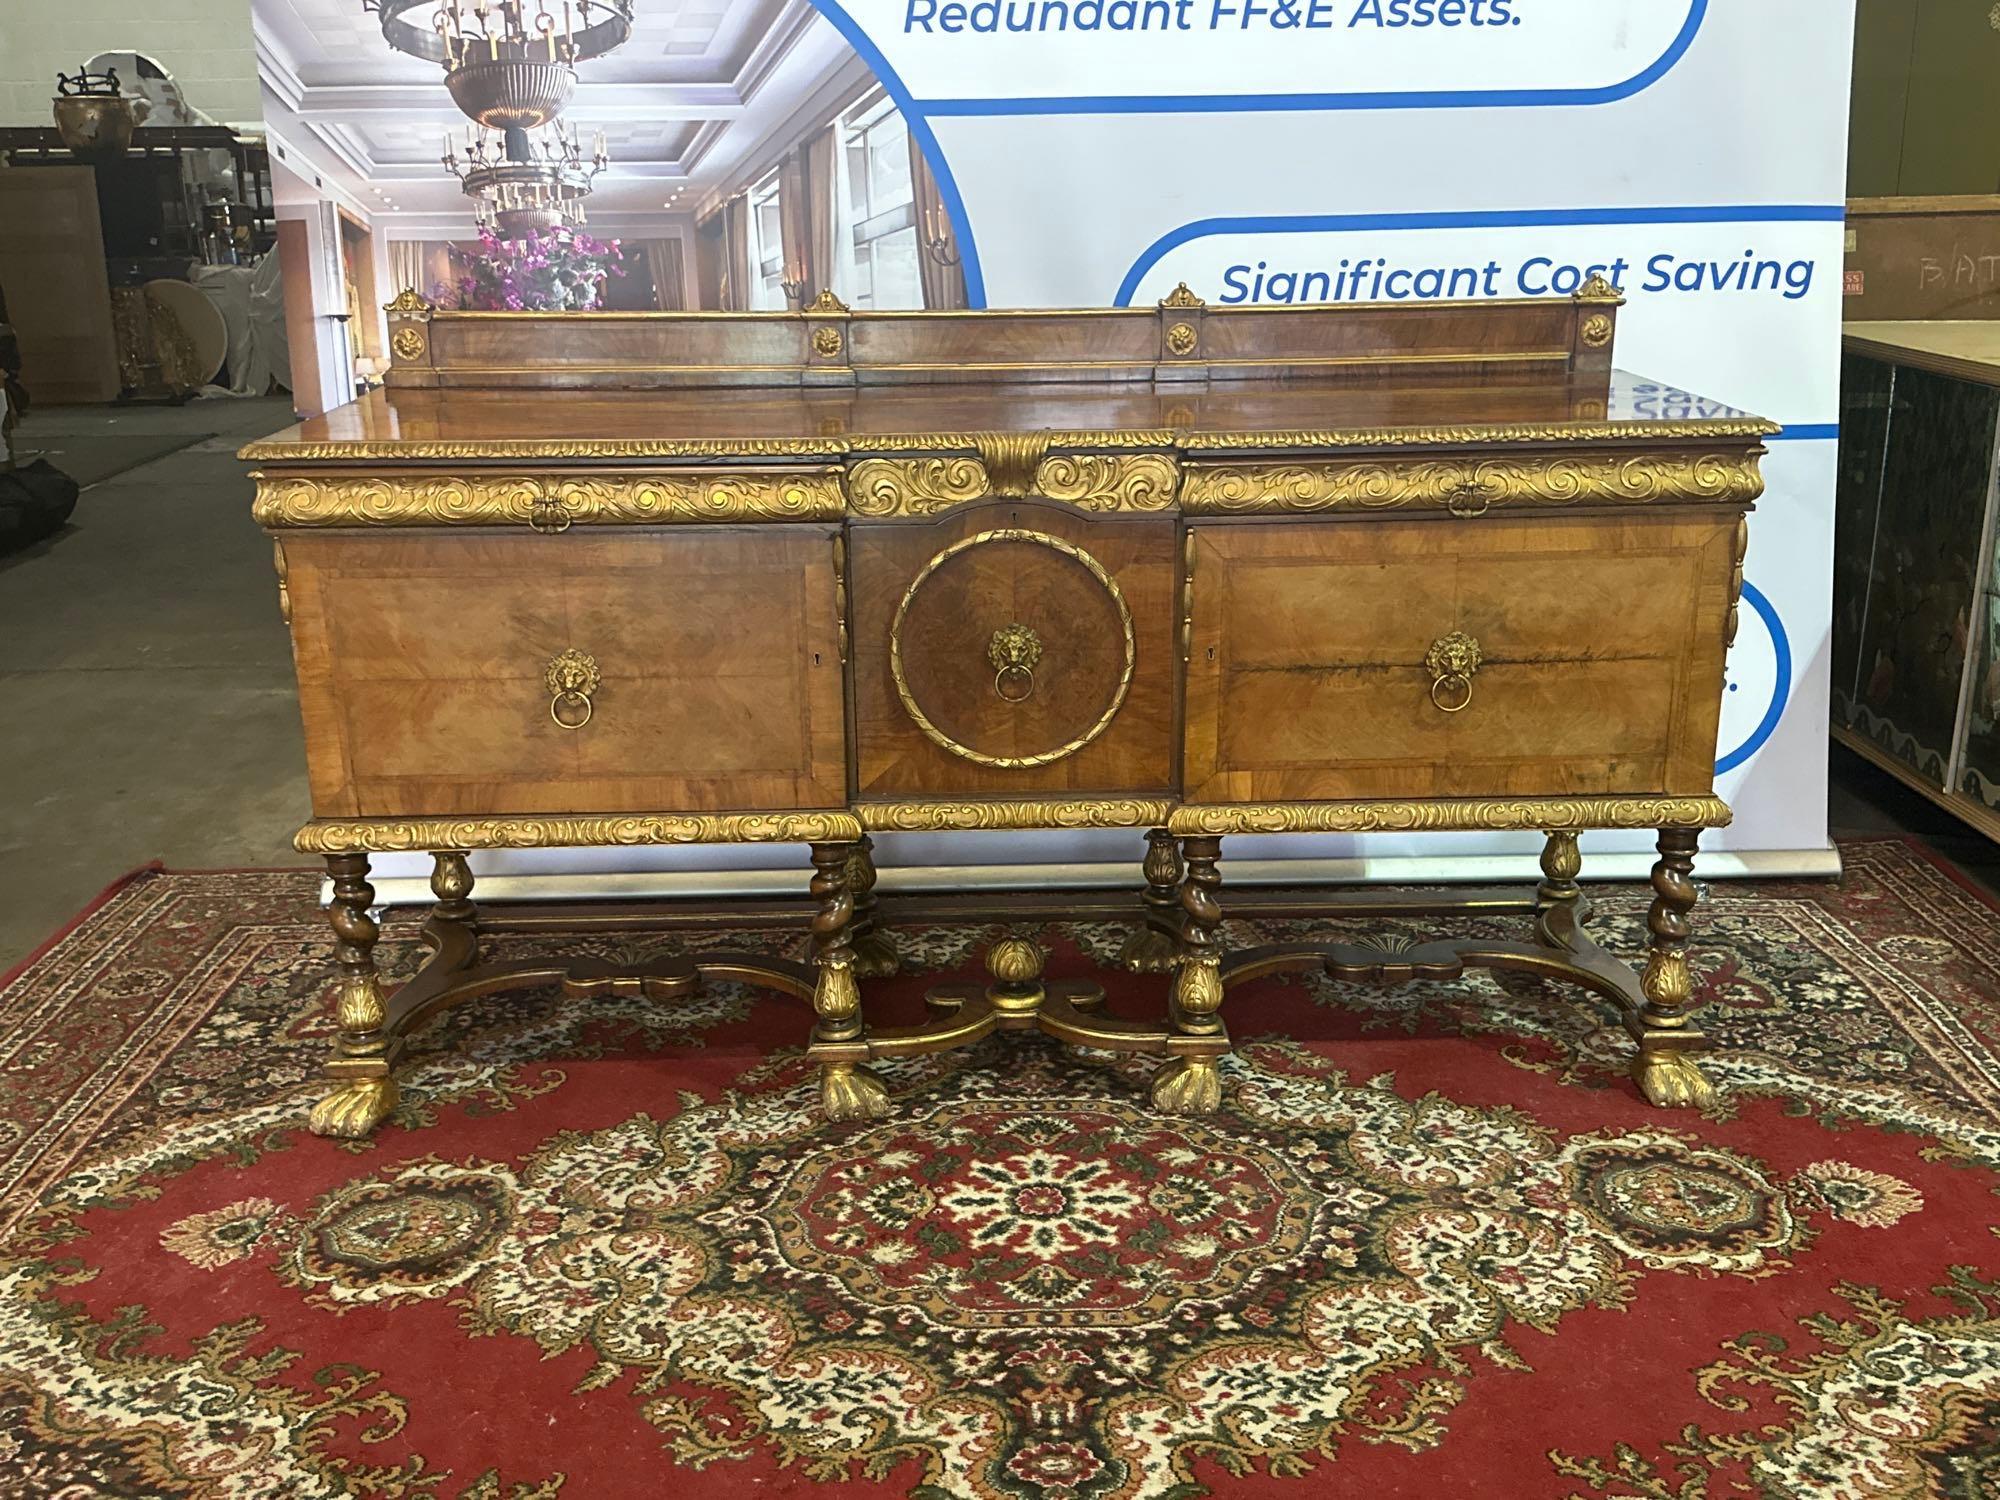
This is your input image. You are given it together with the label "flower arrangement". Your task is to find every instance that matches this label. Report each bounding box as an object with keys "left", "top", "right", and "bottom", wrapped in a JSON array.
[{"left": 441, "top": 226, "right": 624, "bottom": 312}]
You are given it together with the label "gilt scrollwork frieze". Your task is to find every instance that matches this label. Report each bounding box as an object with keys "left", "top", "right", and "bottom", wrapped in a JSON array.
[
  {"left": 1035, "top": 453, "right": 1180, "bottom": 511},
  {"left": 846, "top": 456, "right": 990, "bottom": 516},
  {"left": 846, "top": 451, "right": 1180, "bottom": 516},
  {"left": 252, "top": 472, "right": 847, "bottom": 528},
  {"left": 1182, "top": 452, "right": 1765, "bottom": 515}
]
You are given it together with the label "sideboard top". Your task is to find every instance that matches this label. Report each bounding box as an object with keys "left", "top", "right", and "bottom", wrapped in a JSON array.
[{"left": 244, "top": 368, "right": 1771, "bottom": 464}]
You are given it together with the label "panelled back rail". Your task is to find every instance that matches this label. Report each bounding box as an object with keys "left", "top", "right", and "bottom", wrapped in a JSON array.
[{"left": 244, "top": 281, "right": 1773, "bottom": 1137}]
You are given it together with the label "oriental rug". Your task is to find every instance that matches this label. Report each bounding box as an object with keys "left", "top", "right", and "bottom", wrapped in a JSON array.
[{"left": 2, "top": 841, "right": 1998, "bottom": 1499}]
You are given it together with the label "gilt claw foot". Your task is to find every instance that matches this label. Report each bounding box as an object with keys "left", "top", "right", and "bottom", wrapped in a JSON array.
[
  {"left": 308, "top": 1076, "right": 400, "bottom": 1138},
  {"left": 1632, "top": 1048, "right": 1716, "bottom": 1110},
  {"left": 819, "top": 1063, "right": 893, "bottom": 1121},
  {"left": 851, "top": 930, "right": 901, "bottom": 980},
  {"left": 1150, "top": 1057, "right": 1224, "bottom": 1115},
  {"left": 1117, "top": 926, "right": 1180, "bottom": 975}
]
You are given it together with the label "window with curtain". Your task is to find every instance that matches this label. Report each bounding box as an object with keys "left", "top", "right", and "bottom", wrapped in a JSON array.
[
  {"left": 840, "top": 95, "right": 921, "bottom": 309},
  {"left": 749, "top": 173, "right": 788, "bottom": 310}
]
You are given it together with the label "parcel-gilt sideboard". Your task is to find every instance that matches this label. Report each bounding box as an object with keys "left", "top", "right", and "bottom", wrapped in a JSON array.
[{"left": 242, "top": 280, "right": 1770, "bottom": 1137}]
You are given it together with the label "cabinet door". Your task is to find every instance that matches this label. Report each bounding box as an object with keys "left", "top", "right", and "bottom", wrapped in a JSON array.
[
  {"left": 848, "top": 503, "right": 1178, "bottom": 799},
  {"left": 284, "top": 528, "right": 847, "bottom": 816},
  {"left": 1184, "top": 514, "right": 1739, "bottom": 803}
]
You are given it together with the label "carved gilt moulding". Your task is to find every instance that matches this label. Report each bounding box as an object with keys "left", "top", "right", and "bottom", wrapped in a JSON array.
[
  {"left": 251, "top": 442, "right": 1768, "bottom": 527},
  {"left": 294, "top": 811, "right": 866, "bottom": 854},
  {"left": 293, "top": 796, "right": 1730, "bottom": 852}
]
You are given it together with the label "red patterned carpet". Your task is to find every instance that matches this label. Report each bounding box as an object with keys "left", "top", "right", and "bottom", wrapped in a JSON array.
[{"left": 2, "top": 841, "right": 1999, "bottom": 1498}]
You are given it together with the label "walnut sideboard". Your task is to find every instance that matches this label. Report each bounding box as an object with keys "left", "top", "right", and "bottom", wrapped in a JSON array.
[{"left": 242, "top": 281, "right": 1769, "bottom": 1138}]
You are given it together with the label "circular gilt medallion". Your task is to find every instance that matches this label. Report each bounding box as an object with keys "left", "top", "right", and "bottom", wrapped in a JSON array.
[
  {"left": 890, "top": 528, "right": 1135, "bottom": 768},
  {"left": 765, "top": 1101, "right": 1317, "bottom": 1328}
]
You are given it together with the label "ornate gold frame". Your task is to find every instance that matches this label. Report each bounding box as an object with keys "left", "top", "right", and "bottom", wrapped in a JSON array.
[{"left": 887, "top": 529, "right": 1137, "bottom": 770}]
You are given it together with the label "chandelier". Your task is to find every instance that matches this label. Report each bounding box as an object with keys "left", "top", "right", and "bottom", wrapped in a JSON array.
[
  {"left": 444, "top": 122, "right": 607, "bottom": 238},
  {"left": 365, "top": 0, "right": 634, "bottom": 129}
]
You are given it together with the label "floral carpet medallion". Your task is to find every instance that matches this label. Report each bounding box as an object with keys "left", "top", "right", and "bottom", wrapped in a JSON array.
[{"left": 1, "top": 841, "right": 1999, "bottom": 1496}]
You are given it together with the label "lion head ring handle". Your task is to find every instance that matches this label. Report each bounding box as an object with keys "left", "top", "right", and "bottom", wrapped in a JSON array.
[
  {"left": 544, "top": 648, "right": 601, "bottom": 730},
  {"left": 988, "top": 623, "right": 1044, "bottom": 703},
  {"left": 1424, "top": 630, "right": 1482, "bottom": 714}
]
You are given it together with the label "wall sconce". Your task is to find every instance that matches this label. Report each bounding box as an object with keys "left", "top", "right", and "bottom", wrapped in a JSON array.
[{"left": 922, "top": 204, "right": 960, "bottom": 268}]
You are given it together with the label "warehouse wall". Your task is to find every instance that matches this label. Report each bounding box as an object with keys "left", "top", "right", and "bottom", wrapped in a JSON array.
[{"left": 0, "top": 0, "right": 261, "bottom": 129}]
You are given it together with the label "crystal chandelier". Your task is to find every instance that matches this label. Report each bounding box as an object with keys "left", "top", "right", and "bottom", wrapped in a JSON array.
[
  {"left": 365, "top": 0, "right": 634, "bottom": 129},
  {"left": 443, "top": 122, "right": 608, "bottom": 238}
]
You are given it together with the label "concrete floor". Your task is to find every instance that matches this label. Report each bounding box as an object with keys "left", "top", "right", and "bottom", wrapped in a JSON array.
[
  {"left": 1, "top": 397, "right": 1995, "bottom": 967},
  {"left": 0, "top": 397, "right": 311, "bottom": 965}
]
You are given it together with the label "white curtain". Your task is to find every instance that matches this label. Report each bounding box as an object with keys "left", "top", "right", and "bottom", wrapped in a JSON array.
[
  {"left": 828, "top": 125, "right": 861, "bottom": 304},
  {"left": 388, "top": 240, "right": 424, "bottom": 301},
  {"left": 643, "top": 239, "right": 686, "bottom": 310}
]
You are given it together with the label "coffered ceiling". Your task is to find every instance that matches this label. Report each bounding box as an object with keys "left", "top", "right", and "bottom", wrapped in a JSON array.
[{"left": 256, "top": 0, "right": 873, "bottom": 231}]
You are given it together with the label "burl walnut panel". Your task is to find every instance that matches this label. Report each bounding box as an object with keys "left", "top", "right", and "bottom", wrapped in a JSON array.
[
  {"left": 284, "top": 529, "right": 846, "bottom": 816},
  {"left": 1184, "top": 514, "right": 1738, "bottom": 803},
  {"left": 848, "top": 501, "right": 1179, "bottom": 798}
]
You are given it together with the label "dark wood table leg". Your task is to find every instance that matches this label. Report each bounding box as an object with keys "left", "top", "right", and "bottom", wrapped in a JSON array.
[
  {"left": 1631, "top": 827, "right": 1716, "bottom": 1108},
  {"left": 847, "top": 834, "right": 901, "bottom": 979},
  {"left": 1534, "top": 830, "right": 1583, "bottom": 934},
  {"left": 1151, "top": 834, "right": 1227, "bottom": 1113},
  {"left": 308, "top": 851, "right": 401, "bottom": 1138},
  {"left": 807, "top": 839, "right": 892, "bottom": 1120},
  {"left": 1118, "top": 826, "right": 1184, "bottom": 974}
]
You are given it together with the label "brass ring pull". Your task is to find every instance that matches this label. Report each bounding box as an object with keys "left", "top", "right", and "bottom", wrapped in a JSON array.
[
  {"left": 1430, "top": 673, "right": 1474, "bottom": 713},
  {"left": 1424, "top": 630, "right": 1482, "bottom": 714},
  {"left": 1446, "top": 487, "right": 1491, "bottom": 519},
  {"left": 994, "top": 664, "right": 1036, "bottom": 702},
  {"left": 988, "top": 623, "right": 1043, "bottom": 704},
  {"left": 544, "top": 648, "right": 600, "bottom": 730}
]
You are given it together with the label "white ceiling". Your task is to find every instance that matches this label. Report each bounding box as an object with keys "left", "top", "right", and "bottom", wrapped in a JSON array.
[{"left": 255, "top": 0, "right": 872, "bottom": 232}]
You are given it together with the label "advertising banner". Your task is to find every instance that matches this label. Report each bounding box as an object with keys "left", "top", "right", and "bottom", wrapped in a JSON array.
[
  {"left": 820, "top": 0, "right": 1853, "bottom": 869},
  {"left": 265, "top": 0, "right": 1856, "bottom": 895}
]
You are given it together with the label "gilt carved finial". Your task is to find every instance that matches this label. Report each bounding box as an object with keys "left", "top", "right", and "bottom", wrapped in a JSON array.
[
  {"left": 805, "top": 289, "right": 850, "bottom": 314},
  {"left": 383, "top": 287, "right": 434, "bottom": 319},
  {"left": 1159, "top": 282, "right": 1204, "bottom": 309},
  {"left": 1573, "top": 274, "right": 1625, "bottom": 306}
]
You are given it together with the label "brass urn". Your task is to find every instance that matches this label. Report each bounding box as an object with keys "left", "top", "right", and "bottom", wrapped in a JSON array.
[{"left": 52, "top": 67, "right": 134, "bottom": 160}]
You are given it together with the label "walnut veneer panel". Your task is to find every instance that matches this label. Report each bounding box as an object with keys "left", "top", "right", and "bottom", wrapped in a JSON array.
[
  {"left": 1184, "top": 515, "right": 1737, "bottom": 803},
  {"left": 849, "top": 502, "right": 1178, "bottom": 798},
  {"left": 284, "top": 529, "right": 845, "bottom": 816}
]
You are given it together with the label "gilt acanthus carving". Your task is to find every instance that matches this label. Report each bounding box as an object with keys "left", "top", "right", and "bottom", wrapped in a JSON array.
[
  {"left": 296, "top": 811, "right": 864, "bottom": 853},
  {"left": 847, "top": 452, "right": 1180, "bottom": 516},
  {"left": 860, "top": 800, "right": 1176, "bottom": 832},
  {"left": 846, "top": 456, "right": 990, "bottom": 516},
  {"left": 1182, "top": 453, "right": 1765, "bottom": 514},
  {"left": 1034, "top": 453, "right": 1180, "bottom": 511},
  {"left": 975, "top": 431, "right": 1053, "bottom": 496},
  {"left": 252, "top": 472, "right": 846, "bottom": 528},
  {"left": 1168, "top": 797, "right": 1733, "bottom": 836}
]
